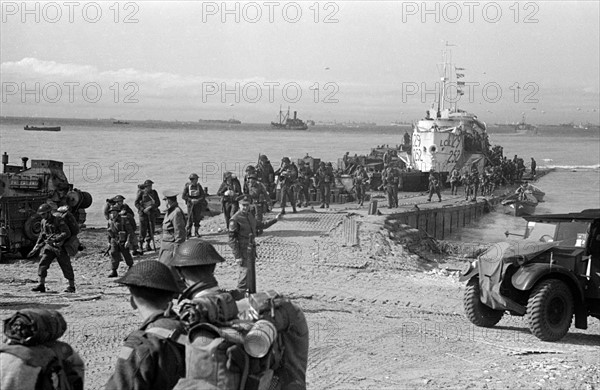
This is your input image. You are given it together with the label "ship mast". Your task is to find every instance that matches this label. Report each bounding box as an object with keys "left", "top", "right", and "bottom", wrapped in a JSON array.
[{"left": 438, "top": 42, "right": 456, "bottom": 114}]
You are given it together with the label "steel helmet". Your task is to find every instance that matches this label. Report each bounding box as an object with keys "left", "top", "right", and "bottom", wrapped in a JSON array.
[
  {"left": 37, "top": 204, "right": 53, "bottom": 214},
  {"left": 170, "top": 239, "right": 225, "bottom": 267},
  {"left": 116, "top": 260, "right": 180, "bottom": 293},
  {"left": 189, "top": 173, "right": 199, "bottom": 180},
  {"left": 282, "top": 157, "right": 290, "bottom": 163}
]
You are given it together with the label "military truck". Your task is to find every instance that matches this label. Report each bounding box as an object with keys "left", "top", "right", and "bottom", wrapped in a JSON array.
[
  {"left": 0, "top": 152, "right": 93, "bottom": 258},
  {"left": 461, "top": 209, "right": 600, "bottom": 341}
]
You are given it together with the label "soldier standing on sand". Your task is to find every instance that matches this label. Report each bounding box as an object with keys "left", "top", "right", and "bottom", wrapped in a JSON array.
[
  {"left": 275, "top": 157, "right": 298, "bottom": 214},
  {"left": 427, "top": 170, "right": 442, "bottom": 202},
  {"left": 316, "top": 161, "right": 334, "bottom": 208},
  {"left": 135, "top": 180, "right": 160, "bottom": 252},
  {"left": 106, "top": 261, "right": 184, "bottom": 390},
  {"left": 217, "top": 171, "right": 242, "bottom": 229},
  {"left": 353, "top": 164, "right": 369, "bottom": 206},
  {"left": 383, "top": 165, "right": 400, "bottom": 208},
  {"left": 107, "top": 206, "right": 135, "bottom": 278},
  {"left": 28, "top": 204, "right": 76, "bottom": 293},
  {"left": 247, "top": 173, "right": 279, "bottom": 235},
  {"left": 257, "top": 154, "right": 276, "bottom": 199},
  {"left": 228, "top": 194, "right": 257, "bottom": 293},
  {"left": 466, "top": 169, "right": 479, "bottom": 202},
  {"left": 104, "top": 195, "right": 141, "bottom": 256},
  {"left": 296, "top": 160, "right": 313, "bottom": 208},
  {"left": 182, "top": 173, "right": 206, "bottom": 238},
  {"left": 158, "top": 190, "right": 186, "bottom": 265}
]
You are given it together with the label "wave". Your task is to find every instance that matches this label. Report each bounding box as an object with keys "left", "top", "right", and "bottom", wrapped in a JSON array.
[{"left": 543, "top": 164, "right": 600, "bottom": 170}]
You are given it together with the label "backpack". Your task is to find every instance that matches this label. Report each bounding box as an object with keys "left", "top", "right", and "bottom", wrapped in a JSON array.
[
  {"left": 0, "top": 341, "right": 80, "bottom": 390},
  {"left": 55, "top": 208, "right": 80, "bottom": 256},
  {"left": 169, "top": 291, "right": 307, "bottom": 390}
]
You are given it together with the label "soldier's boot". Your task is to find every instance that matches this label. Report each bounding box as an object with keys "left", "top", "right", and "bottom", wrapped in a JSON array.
[
  {"left": 186, "top": 227, "right": 192, "bottom": 238},
  {"left": 319, "top": 203, "right": 325, "bottom": 209},
  {"left": 194, "top": 227, "right": 200, "bottom": 237},
  {"left": 108, "top": 270, "right": 118, "bottom": 278},
  {"left": 31, "top": 284, "right": 46, "bottom": 293},
  {"left": 145, "top": 242, "right": 152, "bottom": 252},
  {"left": 64, "top": 280, "right": 75, "bottom": 293},
  {"left": 292, "top": 205, "right": 297, "bottom": 213}
]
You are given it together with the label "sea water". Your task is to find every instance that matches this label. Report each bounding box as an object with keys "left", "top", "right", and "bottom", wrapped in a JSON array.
[{"left": 1, "top": 118, "right": 598, "bottom": 244}]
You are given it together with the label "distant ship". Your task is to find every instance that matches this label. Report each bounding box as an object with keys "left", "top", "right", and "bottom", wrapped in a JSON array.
[
  {"left": 113, "top": 120, "right": 129, "bottom": 125},
  {"left": 390, "top": 121, "right": 411, "bottom": 126},
  {"left": 514, "top": 113, "right": 538, "bottom": 134},
  {"left": 271, "top": 106, "right": 308, "bottom": 130},
  {"left": 24, "top": 124, "right": 61, "bottom": 132},
  {"left": 198, "top": 118, "right": 241, "bottom": 125}
]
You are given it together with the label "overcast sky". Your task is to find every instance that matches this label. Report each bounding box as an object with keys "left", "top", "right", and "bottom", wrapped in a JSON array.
[{"left": 1, "top": 1, "right": 599, "bottom": 124}]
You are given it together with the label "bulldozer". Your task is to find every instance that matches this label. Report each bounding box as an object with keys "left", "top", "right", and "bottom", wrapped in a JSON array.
[{"left": 0, "top": 152, "right": 93, "bottom": 259}]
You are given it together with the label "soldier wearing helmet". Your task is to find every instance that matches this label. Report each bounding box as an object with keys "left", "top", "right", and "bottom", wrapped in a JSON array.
[
  {"left": 106, "top": 261, "right": 184, "bottom": 390},
  {"left": 274, "top": 157, "right": 298, "bottom": 214},
  {"left": 256, "top": 154, "right": 276, "bottom": 200},
  {"left": 106, "top": 205, "right": 135, "bottom": 278},
  {"left": 104, "top": 195, "right": 141, "bottom": 255},
  {"left": 315, "top": 161, "right": 335, "bottom": 208},
  {"left": 296, "top": 160, "right": 313, "bottom": 208},
  {"left": 182, "top": 173, "right": 206, "bottom": 238},
  {"left": 135, "top": 180, "right": 160, "bottom": 252},
  {"left": 28, "top": 203, "right": 76, "bottom": 293},
  {"left": 171, "top": 239, "right": 226, "bottom": 299},
  {"left": 246, "top": 174, "right": 280, "bottom": 235},
  {"left": 353, "top": 164, "right": 369, "bottom": 207},
  {"left": 217, "top": 171, "right": 242, "bottom": 229}
]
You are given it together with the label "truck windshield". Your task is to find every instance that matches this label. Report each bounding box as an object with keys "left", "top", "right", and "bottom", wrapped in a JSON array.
[{"left": 525, "top": 221, "right": 589, "bottom": 247}]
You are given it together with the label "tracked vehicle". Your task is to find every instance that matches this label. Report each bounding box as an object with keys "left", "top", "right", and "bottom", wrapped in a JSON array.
[
  {"left": 0, "top": 152, "right": 93, "bottom": 258},
  {"left": 461, "top": 209, "right": 600, "bottom": 341}
]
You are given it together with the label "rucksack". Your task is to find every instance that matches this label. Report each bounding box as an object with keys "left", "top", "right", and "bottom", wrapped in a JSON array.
[
  {"left": 166, "top": 291, "right": 307, "bottom": 390},
  {"left": 0, "top": 341, "right": 80, "bottom": 390}
]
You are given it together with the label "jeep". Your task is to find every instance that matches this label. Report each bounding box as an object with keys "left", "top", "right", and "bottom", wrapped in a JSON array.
[{"left": 460, "top": 209, "right": 600, "bottom": 341}]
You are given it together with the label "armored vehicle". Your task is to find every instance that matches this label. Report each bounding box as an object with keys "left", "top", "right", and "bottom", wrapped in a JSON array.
[
  {"left": 0, "top": 152, "right": 93, "bottom": 258},
  {"left": 461, "top": 209, "right": 600, "bottom": 341}
]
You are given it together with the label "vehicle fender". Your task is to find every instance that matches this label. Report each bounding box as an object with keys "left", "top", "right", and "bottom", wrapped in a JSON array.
[
  {"left": 511, "top": 263, "right": 585, "bottom": 302},
  {"left": 459, "top": 262, "right": 478, "bottom": 282}
]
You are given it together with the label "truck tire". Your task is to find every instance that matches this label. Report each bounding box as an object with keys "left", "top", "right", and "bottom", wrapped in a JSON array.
[
  {"left": 526, "top": 279, "right": 573, "bottom": 341},
  {"left": 24, "top": 213, "right": 43, "bottom": 241},
  {"left": 464, "top": 276, "right": 504, "bottom": 327}
]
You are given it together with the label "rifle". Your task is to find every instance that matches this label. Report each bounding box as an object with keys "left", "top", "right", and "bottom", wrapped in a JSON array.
[{"left": 247, "top": 233, "right": 257, "bottom": 294}]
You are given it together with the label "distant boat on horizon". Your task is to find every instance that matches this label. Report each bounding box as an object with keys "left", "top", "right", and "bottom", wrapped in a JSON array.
[
  {"left": 113, "top": 120, "right": 130, "bottom": 125},
  {"left": 198, "top": 118, "right": 241, "bottom": 125},
  {"left": 24, "top": 124, "right": 61, "bottom": 132},
  {"left": 271, "top": 106, "right": 308, "bottom": 130}
]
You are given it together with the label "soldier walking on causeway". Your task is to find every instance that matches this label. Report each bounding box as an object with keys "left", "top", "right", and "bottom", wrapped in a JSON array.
[
  {"left": 28, "top": 204, "right": 76, "bottom": 293},
  {"left": 158, "top": 190, "right": 187, "bottom": 265},
  {"left": 229, "top": 194, "right": 257, "bottom": 293}
]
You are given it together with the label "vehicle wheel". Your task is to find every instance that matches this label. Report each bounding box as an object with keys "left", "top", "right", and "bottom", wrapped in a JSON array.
[
  {"left": 464, "top": 276, "right": 504, "bottom": 327},
  {"left": 526, "top": 279, "right": 573, "bottom": 341},
  {"left": 23, "top": 213, "right": 43, "bottom": 241}
]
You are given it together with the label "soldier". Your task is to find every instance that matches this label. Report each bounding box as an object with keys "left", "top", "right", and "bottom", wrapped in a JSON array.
[
  {"left": 275, "top": 157, "right": 298, "bottom": 214},
  {"left": 107, "top": 206, "right": 135, "bottom": 278},
  {"left": 449, "top": 168, "right": 460, "bottom": 195},
  {"left": 466, "top": 169, "right": 479, "bottom": 202},
  {"left": 105, "top": 195, "right": 141, "bottom": 256},
  {"left": 316, "top": 161, "right": 334, "bottom": 208},
  {"left": 257, "top": 154, "right": 276, "bottom": 199},
  {"left": 106, "top": 261, "right": 184, "bottom": 390},
  {"left": 182, "top": 173, "right": 206, "bottom": 238},
  {"left": 28, "top": 204, "right": 76, "bottom": 293},
  {"left": 247, "top": 174, "right": 279, "bottom": 235},
  {"left": 135, "top": 180, "right": 160, "bottom": 252},
  {"left": 243, "top": 165, "right": 258, "bottom": 194},
  {"left": 382, "top": 165, "right": 400, "bottom": 208},
  {"left": 158, "top": 190, "right": 186, "bottom": 266},
  {"left": 46, "top": 181, "right": 70, "bottom": 211},
  {"left": 531, "top": 157, "right": 537, "bottom": 176},
  {"left": 353, "top": 164, "right": 369, "bottom": 206},
  {"left": 229, "top": 194, "right": 257, "bottom": 293},
  {"left": 217, "top": 171, "right": 242, "bottom": 229},
  {"left": 170, "top": 240, "right": 309, "bottom": 390},
  {"left": 296, "top": 160, "right": 313, "bottom": 208},
  {"left": 427, "top": 170, "right": 442, "bottom": 202}
]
